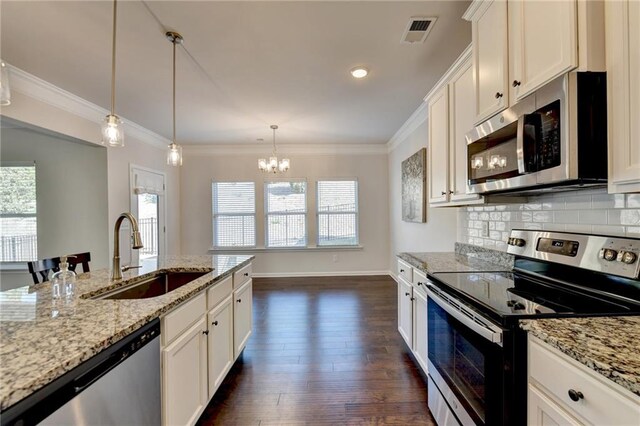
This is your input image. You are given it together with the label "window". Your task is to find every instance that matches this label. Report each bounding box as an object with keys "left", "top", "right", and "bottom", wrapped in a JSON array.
[
  {"left": 317, "top": 180, "right": 358, "bottom": 246},
  {"left": 265, "top": 181, "right": 307, "bottom": 247},
  {"left": 212, "top": 182, "right": 256, "bottom": 247},
  {"left": 0, "top": 163, "right": 37, "bottom": 262}
]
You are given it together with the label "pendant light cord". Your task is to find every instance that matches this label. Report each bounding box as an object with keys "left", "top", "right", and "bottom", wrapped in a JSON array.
[
  {"left": 272, "top": 127, "right": 277, "bottom": 156},
  {"left": 110, "top": 0, "right": 117, "bottom": 115},
  {"left": 172, "top": 37, "right": 176, "bottom": 144}
]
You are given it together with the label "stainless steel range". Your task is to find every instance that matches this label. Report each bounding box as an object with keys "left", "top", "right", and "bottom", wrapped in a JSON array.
[{"left": 425, "top": 230, "right": 640, "bottom": 426}]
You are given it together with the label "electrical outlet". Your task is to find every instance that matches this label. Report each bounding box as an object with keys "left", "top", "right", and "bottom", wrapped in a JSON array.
[
  {"left": 481, "top": 222, "right": 489, "bottom": 237},
  {"left": 333, "top": 254, "right": 338, "bottom": 263}
]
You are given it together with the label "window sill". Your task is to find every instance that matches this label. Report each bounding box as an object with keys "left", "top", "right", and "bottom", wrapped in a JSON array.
[
  {"left": 0, "top": 262, "right": 29, "bottom": 272},
  {"left": 208, "top": 245, "right": 364, "bottom": 253}
]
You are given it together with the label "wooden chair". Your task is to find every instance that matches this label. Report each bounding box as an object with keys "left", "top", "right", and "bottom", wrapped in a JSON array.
[{"left": 27, "top": 252, "right": 92, "bottom": 284}]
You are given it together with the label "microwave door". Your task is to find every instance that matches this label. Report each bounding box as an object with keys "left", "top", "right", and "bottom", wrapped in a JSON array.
[{"left": 517, "top": 115, "right": 540, "bottom": 174}]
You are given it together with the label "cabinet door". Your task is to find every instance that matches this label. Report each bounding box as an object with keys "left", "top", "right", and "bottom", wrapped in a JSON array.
[
  {"left": 207, "top": 295, "right": 234, "bottom": 398},
  {"left": 428, "top": 86, "right": 449, "bottom": 204},
  {"left": 528, "top": 385, "right": 581, "bottom": 426},
  {"left": 472, "top": 0, "right": 509, "bottom": 123},
  {"left": 448, "top": 57, "right": 481, "bottom": 203},
  {"left": 606, "top": 0, "right": 640, "bottom": 193},
  {"left": 509, "top": 0, "right": 577, "bottom": 102},
  {"left": 162, "top": 317, "right": 208, "bottom": 426},
  {"left": 412, "top": 288, "right": 428, "bottom": 373},
  {"left": 397, "top": 277, "right": 413, "bottom": 348},
  {"left": 233, "top": 279, "right": 253, "bottom": 359}
]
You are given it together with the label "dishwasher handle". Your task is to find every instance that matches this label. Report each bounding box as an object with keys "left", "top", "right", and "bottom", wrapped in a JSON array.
[{"left": 73, "top": 350, "right": 127, "bottom": 393}]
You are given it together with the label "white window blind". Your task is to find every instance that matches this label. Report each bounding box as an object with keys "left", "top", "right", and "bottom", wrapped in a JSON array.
[
  {"left": 265, "top": 181, "right": 307, "bottom": 247},
  {"left": 317, "top": 180, "right": 358, "bottom": 246},
  {"left": 0, "top": 163, "right": 37, "bottom": 261},
  {"left": 212, "top": 182, "right": 256, "bottom": 247}
]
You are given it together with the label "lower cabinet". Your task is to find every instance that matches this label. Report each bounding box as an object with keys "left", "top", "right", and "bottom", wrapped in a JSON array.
[
  {"left": 207, "top": 295, "right": 234, "bottom": 397},
  {"left": 412, "top": 287, "right": 428, "bottom": 372},
  {"left": 528, "top": 384, "right": 581, "bottom": 426},
  {"left": 233, "top": 279, "right": 253, "bottom": 358},
  {"left": 162, "top": 316, "right": 208, "bottom": 426},
  {"left": 397, "top": 260, "right": 429, "bottom": 376},
  {"left": 397, "top": 277, "right": 414, "bottom": 348}
]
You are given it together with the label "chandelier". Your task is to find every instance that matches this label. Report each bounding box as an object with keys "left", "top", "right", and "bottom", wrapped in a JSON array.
[
  {"left": 101, "top": 0, "right": 124, "bottom": 147},
  {"left": 258, "top": 125, "right": 290, "bottom": 173},
  {"left": 166, "top": 31, "right": 183, "bottom": 166}
]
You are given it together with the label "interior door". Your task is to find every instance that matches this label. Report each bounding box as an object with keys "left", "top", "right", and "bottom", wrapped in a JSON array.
[{"left": 130, "top": 166, "right": 166, "bottom": 267}]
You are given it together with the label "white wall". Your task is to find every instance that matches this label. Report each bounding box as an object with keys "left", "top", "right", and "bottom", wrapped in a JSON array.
[
  {"left": 388, "top": 116, "right": 458, "bottom": 269},
  {"left": 180, "top": 150, "right": 390, "bottom": 276},
  {"left": 1, "top": 87, "right": 182, "bottom": 277}
]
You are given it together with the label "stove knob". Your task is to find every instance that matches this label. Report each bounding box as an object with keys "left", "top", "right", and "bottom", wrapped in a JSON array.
[
  {"left": 618, "top": 251, "right": 638, "bottom": 265},
  {"left": 599, "top": 248, "right": 618, "bottom": 261},
  {"left": 514, "top": 238, "right": 526, "bottom": 247}
]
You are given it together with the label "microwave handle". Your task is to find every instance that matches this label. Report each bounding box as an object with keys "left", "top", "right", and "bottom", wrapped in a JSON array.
[{"left": 516, "top": 117, "right": 527, "bottom": 174}]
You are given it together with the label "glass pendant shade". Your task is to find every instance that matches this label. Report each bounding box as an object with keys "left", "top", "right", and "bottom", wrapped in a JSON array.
[
  {"left": 0, "top": 61, "right": 11, "bottom": 106},
  {"left": 101, "top": 114, "right": 124, "bottom": 147},
  {"left": 258, "top": 158, "right": 268, "bottom": 171},
  {"left": 167, "top": 143, "right": 183, "bottom": 166},
  {"left": 278, "top": 158, "right": 290, "bottom": 172}
]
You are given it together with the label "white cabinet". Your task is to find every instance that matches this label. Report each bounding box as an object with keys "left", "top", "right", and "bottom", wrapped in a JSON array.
[
  {"left": 606, "top": 0, "right": 640, "bottom": 193},
  {"left": 162, "top": 316, "right": 208, "bottom": 426},
  {"left": 508, "top": 0, "right": 577, "bottom": 102},
  {"left": 233, "top": 279, "right": 253, "bottom": 358},
  {"left": 427, "top": 85, "right": 450, "bottom": 205},
  {"left": 412, "top": 284, "right": 428, "bottom": 372},
  {"left": 470, "top": 0, "right": 509, "bottom": 123},
  {"left": 426, "top": 47, "right": 483, "bottom": 207},
  {"left": 528, "top": 335, "right": 640, "bottom": 425},
  {"left": 207, "top": 295, "right": 234, "bottom": 397},
  {"left": 397, "top": 276, "right": 414, "bottom": 348}
]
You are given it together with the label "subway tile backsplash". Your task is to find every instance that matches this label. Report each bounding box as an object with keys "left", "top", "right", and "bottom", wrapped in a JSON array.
[{"left": 457, "top": 188, "right": 640, "bottom": 251}]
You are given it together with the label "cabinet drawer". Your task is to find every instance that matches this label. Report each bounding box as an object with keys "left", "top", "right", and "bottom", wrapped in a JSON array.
[
  {"left": 163, "top": 292, "right": 206, "bottom": 346},
  {"left": 413, "top": 269, "right": 428, "bottom": 297},
  {"left": 233, "top": 263, "right": 252, "bottom": 288},
  {"left": 397, "top": 259, "right": 413, "bottom": 282},
  {"left": 207, "top": 275, "right": 232, "bottom": 309},
  {"left": 528, "top": 336, "right": 640, "bottom": 425}
]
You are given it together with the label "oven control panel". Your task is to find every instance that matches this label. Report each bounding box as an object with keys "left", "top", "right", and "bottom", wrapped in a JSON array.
[{"left": 507, "top": 230, "right": 640, "bottom": 279}]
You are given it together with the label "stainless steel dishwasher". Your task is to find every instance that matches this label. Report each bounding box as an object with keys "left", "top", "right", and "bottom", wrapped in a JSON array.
[{"left": 1, "top": 319, "right": 161, "bottom": 426}]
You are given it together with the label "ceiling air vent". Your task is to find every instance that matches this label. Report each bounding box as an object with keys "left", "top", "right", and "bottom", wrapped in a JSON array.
[{"left": 401, "top": 17, "right": 437, "bottom": 44}]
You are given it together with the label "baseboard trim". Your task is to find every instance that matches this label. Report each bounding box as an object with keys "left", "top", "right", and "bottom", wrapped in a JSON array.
[{"left": 252, "top": 270, "right": 392, "bottom": 278}]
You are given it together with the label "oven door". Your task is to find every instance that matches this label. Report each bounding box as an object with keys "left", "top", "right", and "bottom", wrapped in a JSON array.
[{"left": 426, "top": 285, "right": 505, "bottom": 426}]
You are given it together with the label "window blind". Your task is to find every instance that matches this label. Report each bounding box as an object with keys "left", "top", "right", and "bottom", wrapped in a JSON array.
[
  {"left": 317, "top": 180, "right": 358, "bottom": 246},
  {"left": 212, "top": 182, "right": 256, "bottom": 247},
  {"left": 0, "top": 164, "right": 37, "bottom": 261},
  {"left": 265, "top": 181, "right": 307, "bottom": 247}
]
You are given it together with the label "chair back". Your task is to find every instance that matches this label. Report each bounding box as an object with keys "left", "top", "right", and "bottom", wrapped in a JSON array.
[{"left": 27, "top": 252, "right": 91, "bottom": 284}]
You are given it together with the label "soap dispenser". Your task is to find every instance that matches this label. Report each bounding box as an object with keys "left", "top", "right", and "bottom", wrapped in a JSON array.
[{"left": 51, "top": 255, "right": 77, "bottom": 299}]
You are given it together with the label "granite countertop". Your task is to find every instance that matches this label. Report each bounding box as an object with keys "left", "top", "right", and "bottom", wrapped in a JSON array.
[
  {"left": 0, "top": 254, "right": 253, "bottom": 411},
  {"left": 521, "top": 317, "right": 640, "bottom": 397},
  {"left": 398, "top": 244, "right": 513, "bottom": 275}
]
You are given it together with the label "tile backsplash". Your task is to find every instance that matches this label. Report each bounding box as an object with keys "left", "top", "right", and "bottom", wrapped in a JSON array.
[{"left": 457, "top": 189, "right": 640, "bottom": 251}]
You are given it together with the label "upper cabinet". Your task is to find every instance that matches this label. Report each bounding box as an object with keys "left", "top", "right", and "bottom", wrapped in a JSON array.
[
  {"left": 605, "top": 0, "right": 640, "bottom": 193},
  {"left": 464, "top": 0, "right": 601, "bottom": 125}
]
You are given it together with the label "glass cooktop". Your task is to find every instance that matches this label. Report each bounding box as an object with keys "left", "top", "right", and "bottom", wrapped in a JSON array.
[{"left": 430, "top": 271, "right": 636, "bottom": 324}]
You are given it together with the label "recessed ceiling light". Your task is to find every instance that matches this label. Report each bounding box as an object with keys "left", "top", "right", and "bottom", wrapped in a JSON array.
[{"left": 350, "top": 67, "right": 369, "bottom": 79}]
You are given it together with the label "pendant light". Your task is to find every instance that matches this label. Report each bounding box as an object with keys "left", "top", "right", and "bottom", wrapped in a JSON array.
[
  {"left": 101, "top": 0, "right": 124, "bottom": 147},
  {"left": 0, "top": 60, "right": 11, "bottom": 106},
  {"left": 166, "top": 31, "right": 183, "bottom": 166},
  {"left": 258, "top": 125, "right": 290, "bottom": 173}
]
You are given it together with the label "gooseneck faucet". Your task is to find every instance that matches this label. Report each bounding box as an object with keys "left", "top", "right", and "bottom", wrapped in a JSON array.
[{"left": 111, "top": 212, "right": 144, "bottom": 280}]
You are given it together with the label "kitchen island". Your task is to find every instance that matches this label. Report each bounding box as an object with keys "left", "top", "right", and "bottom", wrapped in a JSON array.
[{"left": 0, "top": 255, "right": 253, "bottom": 412}]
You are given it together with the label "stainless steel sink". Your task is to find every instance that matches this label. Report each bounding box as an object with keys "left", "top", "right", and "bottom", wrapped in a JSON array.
[{"left": 96, "top": 271, "right": 209, "bottom": 300}]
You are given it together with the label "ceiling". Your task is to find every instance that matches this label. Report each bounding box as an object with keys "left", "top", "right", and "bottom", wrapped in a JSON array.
[{"left": 1, "top": 1, "right": 471, "bottom": 146}]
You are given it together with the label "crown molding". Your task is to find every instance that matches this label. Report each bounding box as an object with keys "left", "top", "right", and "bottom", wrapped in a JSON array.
[
  {"left": 183, "top": 142, "right": 388, "bottom": 156},
  {"left": 386, "top": 100, "right": 428, "bottom": 153},
  {"left": 462, "top": 0, "right": 492, "bottom": 21},
  {"left": 6, "top": 63, "right": 169, "bottom": 149}
]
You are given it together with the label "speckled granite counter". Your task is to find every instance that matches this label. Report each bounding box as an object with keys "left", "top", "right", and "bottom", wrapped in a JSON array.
[
  {"left": 398, "top": 243, "right": 513, "bottom": 275},
  {"left": 0, "top": 254, "right": 253, "bottom": 411},
  {"left": 521, "top": 317, "right": 640, "bottom": 397}
]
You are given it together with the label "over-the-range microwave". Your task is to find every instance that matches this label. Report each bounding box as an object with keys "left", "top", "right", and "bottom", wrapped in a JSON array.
[{"left": 465, "top": 72, "right": 607, "bottom": 195}]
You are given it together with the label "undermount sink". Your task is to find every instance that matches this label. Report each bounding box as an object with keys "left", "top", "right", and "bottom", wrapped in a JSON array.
[{"left": 96, "top": 271, "right": 209, "bottom": 300}]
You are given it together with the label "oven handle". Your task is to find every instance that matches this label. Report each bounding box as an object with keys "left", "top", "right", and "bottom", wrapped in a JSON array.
[{"left": 426, "top": 283, "right": 503, "bottom": 346}]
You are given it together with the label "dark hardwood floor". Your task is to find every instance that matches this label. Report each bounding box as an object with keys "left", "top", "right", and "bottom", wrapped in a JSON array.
[{"left": 197, "top": 276, "right": 435, "bottom": 425}]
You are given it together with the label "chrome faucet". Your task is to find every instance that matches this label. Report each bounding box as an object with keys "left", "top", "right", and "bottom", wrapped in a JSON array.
[{"left": 111, "top": 212, "right": 144, "bottom": 280}]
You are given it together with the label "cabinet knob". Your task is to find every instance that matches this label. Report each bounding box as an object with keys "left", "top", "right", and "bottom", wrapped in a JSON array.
[
  {"left": 400, "top": 269, "right": 405, "bottom": 273},
  {"left": 212, "top": 321, "right": 219, "bottom": 326},
  {"left": 237, "top": 299, "right": 242, "bottom": 303},
  {"left": 441, "top": 191, "right": 447, "bottom": 195},
  {"left": 567, "top": 389, "right": 584, "bottom": 402},
  {"left": 417, "top": 282, "right": 422, "bottom": 286},
  {"left": 512, "top": 80, "right": 521, "bottom": 87},
  {"left": 495, "top": 92, "right": 503, "bottom": 99},
  {"left": 405, "top": 292, "right": 410, "bottom": 297},
  {"left": 202, "top": 330, "right": 209, "bottom": 336},
  {"left": 448, "top": 190, "right": 454, "bottom": 194},
  {"left": 244, "top": 272, "right": 249, "bottom": 276}
]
